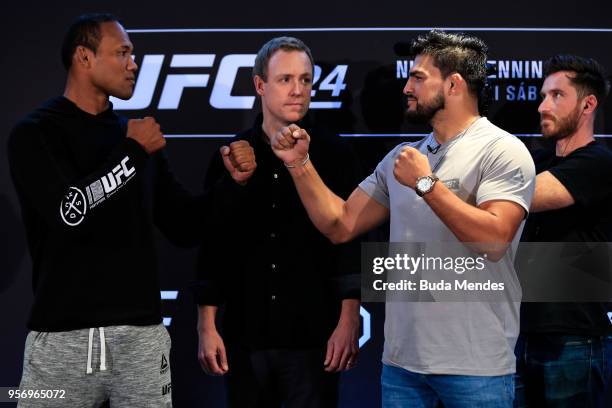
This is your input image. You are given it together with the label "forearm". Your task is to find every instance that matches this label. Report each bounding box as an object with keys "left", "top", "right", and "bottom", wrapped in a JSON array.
[
  {"left": 338, "top": 299, "right": 360, "bottom": 325},
  {"left": 9, "top": 128, "right": 148, "bottom": 233},
  {"left": 530, "top": 171, "right": 574, "bottom": 213},
  {"left": 424, "top": 183, "right": 516, "bottom": 256},
  {"left": 287, "top": 160, "right": 350, "bottom": 243},
  {"left": 197, "top": 305, "right": 218, "bottom": 333}
]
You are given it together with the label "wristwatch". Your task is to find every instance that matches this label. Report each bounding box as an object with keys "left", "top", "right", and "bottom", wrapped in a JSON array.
[{"left": 415, "top": 174, "right": 439, "bottom": 197}]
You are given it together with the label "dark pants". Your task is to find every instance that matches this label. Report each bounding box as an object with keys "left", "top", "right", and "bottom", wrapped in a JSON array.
[
  {"left": 225, "top": 346, "right": 339, "bottom": 408},
  {"left": 514, "top": 334, "right": 612, "bottom": 407}
]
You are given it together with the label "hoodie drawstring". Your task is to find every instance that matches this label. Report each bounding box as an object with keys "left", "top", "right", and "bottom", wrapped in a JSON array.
[
  {"left": 86, "top": 328, "right": 94, "bottom": 374},
  {"left": 86, "top": 327, "right": 107, "bottom": 374},
  {"left": 99, "top": 327, "right": 107, "bottom": 371}
]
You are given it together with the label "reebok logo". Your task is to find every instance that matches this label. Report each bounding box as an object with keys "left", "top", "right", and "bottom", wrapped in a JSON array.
[
  {"left": 162, "top": 382, "right": 172, "bottom": 396},
  {"left": 160, "top": 353, "right": 169, "bottom": 375}
]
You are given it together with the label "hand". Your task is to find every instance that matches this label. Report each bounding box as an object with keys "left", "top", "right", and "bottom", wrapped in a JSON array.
[
  {"left": 127, "top": 116, "right": 166, "bottom": 154},
  {"left": 324, "top": 316, "right": 359, "bottom": 372},
  {"left": 270, "top": 124, "right": 310, "bottom": 166},
  {"left": 393, "top": 146, "right": 432, "bottom": 189},
  {"left": 220, "top": 140, "right": 256, "bottom": 185},
  {"left": 198, "top": 329, "right": 229, "bottom": 376}
]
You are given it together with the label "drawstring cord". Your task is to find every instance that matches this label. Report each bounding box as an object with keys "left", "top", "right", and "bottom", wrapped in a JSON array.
[{"left": 86, "top": 327, "right": 107, "bottom": 374}]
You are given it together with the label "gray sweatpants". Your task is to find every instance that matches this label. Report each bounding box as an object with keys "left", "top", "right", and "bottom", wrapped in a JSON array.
[{"left": 17, "top": 324, "right": 172, "bottom": 408}]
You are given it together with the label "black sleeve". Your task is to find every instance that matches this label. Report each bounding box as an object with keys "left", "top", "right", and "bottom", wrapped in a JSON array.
[
  {"left": 192, "top": 147, "right": 250, "bottom": 305},
  {"left": 7, "top": 119, "right": 148, "bottom": 234},
  {"left": 318, "top": 136, "right": 363, "bottom": 300},
  {"left": 152, "top": 146, "right": 250, "bottom": 248},
  {"left": 548, "top": 145, "right": 612, "bottom": 208},
  {"left": 151, "top": 151, "right": 209, "bottom": 247}
]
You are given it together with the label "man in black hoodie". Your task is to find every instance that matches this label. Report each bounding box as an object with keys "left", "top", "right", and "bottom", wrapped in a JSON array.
[{"left": 8, "top": 13, "right": 254, "bottom": 407}]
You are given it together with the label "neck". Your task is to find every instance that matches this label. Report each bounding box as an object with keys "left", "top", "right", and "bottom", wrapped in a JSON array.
[
  {"left": 63, "top": 74, "right": 109, "bottom": 115},
  {"left": 431, "top": 107, "right": 481, "bottom": 144},
  {"left": 261, "top": 114, "right": 291, "bottom": 143},
  {"left": 555, "top": 124, "right": 595, "bottom": 157}
]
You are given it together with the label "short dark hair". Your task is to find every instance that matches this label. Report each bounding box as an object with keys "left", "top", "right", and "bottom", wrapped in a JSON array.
[
  {"left": 61, "top": 13, "right": 119, "bottom": 70},
  {"left": 409, "top": 29, "right": 488, "bottom": 101},
  {"left": 543, "top": 54, "right": 610, "bottom": 108},
  {"left": 253, "top": 36, "right": 314, "bottom": 81}
]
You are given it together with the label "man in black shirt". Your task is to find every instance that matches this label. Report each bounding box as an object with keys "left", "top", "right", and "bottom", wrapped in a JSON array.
[
  {"left": 193, "top": 37, "right": 361, "bottom": 408},
  {"left": 8, "top": 13, "right": 254, "bottom": 407},
  {"left": 516, "top": 55, "right": 612, "bottom": 407}
]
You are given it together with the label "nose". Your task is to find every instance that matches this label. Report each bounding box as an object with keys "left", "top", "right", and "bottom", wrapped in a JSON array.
[
  {"left": 290, "top": 79, "right": 303, "bottom": 96},
  {"left": 538, "top": 94, "right": 551, "bottom": 114},
  {"left": 127, "top": 56, "right": 138, "bottom": 72},
  {"left": 403, "top": 78, "right": 414, "bottom": 95}
]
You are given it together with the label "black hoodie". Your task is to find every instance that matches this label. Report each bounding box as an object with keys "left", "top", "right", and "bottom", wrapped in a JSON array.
[{"left": 8, "top": 96, "right": 210, "bottom": 331}]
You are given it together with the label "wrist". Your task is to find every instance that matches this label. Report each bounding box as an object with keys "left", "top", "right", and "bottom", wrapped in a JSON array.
[
  {"left": 339, "top": 300, "right": 360, "bottom": 324},
  {"left": 284, "top": 153, "right": 310, "bottom": 168},
  {"left": 198, "top": 325, "right": 218, "bottom": 335},
  {"left": 415, "top": 174, "right": 439, "bottom": 197}
]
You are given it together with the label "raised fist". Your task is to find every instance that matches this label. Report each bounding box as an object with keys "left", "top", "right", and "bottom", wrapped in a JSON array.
[
  {"left": 127, "top": 116, "right": 166, "bottom": 154},
  {"left": 270, "top": 124, "right": 310, "bottom": 167},
  {"left": 220, "top": 140, "right": 256, "bottom": 185},
  {"left": 393, "top": 146, "right": 431, "bottom": 188}
]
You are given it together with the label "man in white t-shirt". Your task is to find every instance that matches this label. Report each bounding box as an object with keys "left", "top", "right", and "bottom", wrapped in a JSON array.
[{"left": 269, "top": 30, "right": 535, "bottom": 407}]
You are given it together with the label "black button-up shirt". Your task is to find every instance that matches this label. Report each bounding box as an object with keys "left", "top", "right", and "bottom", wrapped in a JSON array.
[{"left": 194, "top": 115, "right": 362, "bottom": 350}]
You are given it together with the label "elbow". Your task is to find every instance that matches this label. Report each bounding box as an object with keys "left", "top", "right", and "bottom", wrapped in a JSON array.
[
  {"left": 326, "top": 213, "right": 356, "bottom": 245},
  {"left": 327, "top": 229, "right": 352, "bottom": 245},
  {"left": 329, "top": 234, "right": 346, "bottom": 245},
  {"left": 478, "top": 240, "right": 511, "bottom": 263},
  {"left": 484, "top": 248, "right": 507, "bottom": 263}
]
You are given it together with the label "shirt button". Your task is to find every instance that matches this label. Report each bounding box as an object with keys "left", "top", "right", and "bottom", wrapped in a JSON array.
[{"left": 273, "top": 173, "right": 278, "bottom": 179}]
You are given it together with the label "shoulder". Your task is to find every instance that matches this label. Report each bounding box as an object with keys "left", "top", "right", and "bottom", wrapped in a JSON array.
[
  {"left": 573, "top": 141, "right": 612, "bottom": 162},
  {"left": 475, "top": 119, "right": 532, "bottom": 161},
  {"left": 555, "top": 141, "right": 612, "bottom": 177},
  {"left": 9, "top": 96, "right": 69, "bottom": 142},
  {"left": 8, "top": 115, "right": 46, "bottom": 153}
]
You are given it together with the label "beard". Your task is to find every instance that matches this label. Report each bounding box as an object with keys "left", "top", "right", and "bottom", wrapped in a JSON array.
[
  {"left": 541, "top": 104, "right": 581, "bottom": 140},
  {"left": 404, "top": 90, "right": 445, "bottom": 124}
]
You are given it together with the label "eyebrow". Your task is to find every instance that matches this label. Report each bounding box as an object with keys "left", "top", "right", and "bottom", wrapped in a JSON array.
[
  {"left": 273, "top": 72, "right": 312, "bottom": 78},
  {"left": 409, "top": 69, "right": 426, "bottom": 76},
  {"left": 540, "top": 88, "right": 564, "bottom": 97}
]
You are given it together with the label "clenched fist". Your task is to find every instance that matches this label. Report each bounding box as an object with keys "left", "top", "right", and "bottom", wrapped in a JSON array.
[
  {"left": 220, "top": 140, "right": 256, "bottom": 185},
  {"left": 393, "top": 146, "right": 432, "bottom": 188},
  {"left": 127, "top": 116, "right": 166, "bottom": 154},
  {"left": 270, "top": 124, "right": 310, "bottom": 167}
]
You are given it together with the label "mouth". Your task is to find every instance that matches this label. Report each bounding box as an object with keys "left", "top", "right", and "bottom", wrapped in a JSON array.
[{"left": 540, "top": 117, "right": 555, "bottom": 125}]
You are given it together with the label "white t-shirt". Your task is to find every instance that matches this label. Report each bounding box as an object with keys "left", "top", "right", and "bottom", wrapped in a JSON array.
[{"left": 359, "top": 117, "right": 535, "bottom": 375}]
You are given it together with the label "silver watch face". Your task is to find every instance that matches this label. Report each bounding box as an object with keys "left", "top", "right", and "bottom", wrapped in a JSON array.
[{"left": 416, "top": 177, "right": 433, "bottom": 193}]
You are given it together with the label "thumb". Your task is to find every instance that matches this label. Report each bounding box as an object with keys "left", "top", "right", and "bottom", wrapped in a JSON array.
[
  {"left": 219, "top": 343, "right": 229, "bottom": 372},
  {"left": 324, "top": 341, "right": 333, "bottom": 366},
  {"left": 220, "top": 146, "right": 235, "bottom": 172}
]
